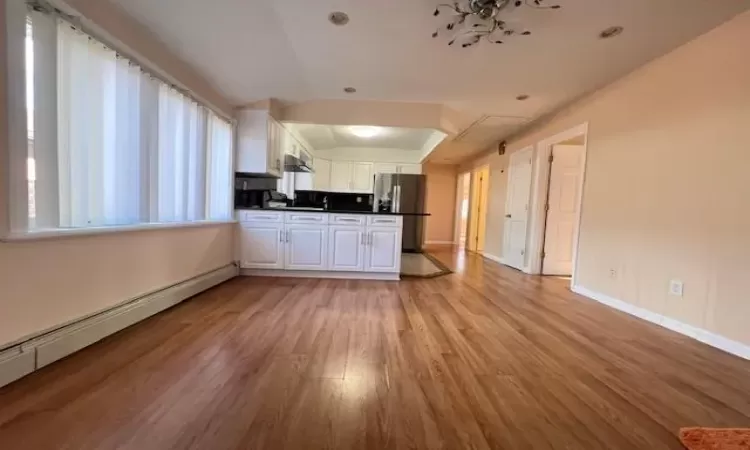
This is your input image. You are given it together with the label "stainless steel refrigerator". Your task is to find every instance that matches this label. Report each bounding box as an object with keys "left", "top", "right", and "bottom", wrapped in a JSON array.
[{"left": 373, "top": 174, "right": 426, "bottom": 253}]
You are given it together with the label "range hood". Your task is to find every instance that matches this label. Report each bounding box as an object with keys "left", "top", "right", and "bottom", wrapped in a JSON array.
[{"left": 284, "top": 154, "right": 314, "bottom": 173}]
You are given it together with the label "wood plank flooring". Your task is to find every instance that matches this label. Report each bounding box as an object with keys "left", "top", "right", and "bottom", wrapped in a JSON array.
[{"left": 1, "top": 249, "right": 749, "bottom": 449}]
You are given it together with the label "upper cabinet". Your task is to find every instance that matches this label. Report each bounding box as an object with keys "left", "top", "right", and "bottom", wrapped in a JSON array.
[
  {"left": 373, "top": 163, "right": 422, "bottom": 175},
  {"left": 329, "top": 161, "right": 373, "bottom": 193},
  {"left": 236, "top": 109, "right": 284, "bottom": 178},
  {"left": 313, "top": 159, "right": 331, "bottom": 191}
]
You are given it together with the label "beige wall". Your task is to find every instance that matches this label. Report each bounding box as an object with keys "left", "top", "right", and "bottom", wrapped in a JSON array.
[
  {"left": 474, "top": 10, "right": 750, "bottom": 346},
  {"left": 423, "top": 164, "right": 458, "bottom": 244},
  {"left": 0, "top": 226, "right": 234, "bottom": 347},
  {"left": 0, "top": 0, "right": 235, "bottom": 349}
]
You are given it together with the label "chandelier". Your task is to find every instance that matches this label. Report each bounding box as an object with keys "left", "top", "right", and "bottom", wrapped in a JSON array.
[{"left": 432, "top": 0, "right": 561, "bottom": 48}]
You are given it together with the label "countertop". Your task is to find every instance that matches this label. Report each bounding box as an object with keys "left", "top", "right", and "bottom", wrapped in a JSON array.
[{"left": 236, "top": 207, "right": 431, "bottom": 217}]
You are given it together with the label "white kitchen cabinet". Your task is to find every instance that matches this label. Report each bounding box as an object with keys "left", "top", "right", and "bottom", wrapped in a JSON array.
[
  {"left": 236, "top": 109, "right": 283, "bottom": 177},
  {"left": 364, "top": 226, "right": 402, "bottom": 273},
  {"left": 313, "top": 159, "right": 331, "bottom": 191},
  {"left": 397, "top": 164, "right": 422, "bottom": 174},
  {"left": 329, "top": 161, "right": 373, "bottom": 193},
  {"left": 285, "top": 224, "right": 328, "bottom": 271},
  {"left": 240, "top": 222, "right": 285, "bottom": 269},
  {"left": 330, "top": 161, "right": 352, "bottom": 191},
  {"left": 374, "top": 163, "right": 399, "bottom": 174},
  {"left": 350, "top": 162, "right": 374, "bottom": 192},
  {"left": 328, "top": 226, "right": 365, "bottom": 271}
]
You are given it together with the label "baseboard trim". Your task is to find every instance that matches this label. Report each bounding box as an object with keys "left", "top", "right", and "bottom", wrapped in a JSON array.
[
  {"left": 0, "top": 347, "right": 35, "bottom": 388},
  {"left": 0, "top": 264, "right": 238, "bottom": 388},
  {"left": 241, "top": 269, "right": 399, "bottom": 281},
  {"left": 571, "top": 285, "right": 750, "bottom": 361},
  {"left": 481, "top": 252, "right": 503, "bottom": 264}
]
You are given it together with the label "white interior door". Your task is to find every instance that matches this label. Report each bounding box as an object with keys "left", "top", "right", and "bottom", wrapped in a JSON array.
[
  {"left": 328, "top": 226, "right": 365, "bottom": 271},
  {"left": 542, "top": 145, "right": 584, "bottom": 275},
  {"left": 502, "top": 148, "right": 533, "bottom": 270},
  {"left": 285, "top": 224, "right": 328, "bottom": 270}
]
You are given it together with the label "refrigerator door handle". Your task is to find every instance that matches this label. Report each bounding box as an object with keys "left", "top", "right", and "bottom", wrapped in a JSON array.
[{"left": 393, "top": 185, "right": 400, "bottom": 213}]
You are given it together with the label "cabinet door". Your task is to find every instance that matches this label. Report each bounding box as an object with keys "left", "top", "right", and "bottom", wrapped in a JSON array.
[
  {"left": 267, "top": 120, "right": 283, "bottom": 177},
  {"left": 240, "top": 223, "right": 284, "bottom": 269},
  {"left": 398, "top": 164, "right": 422, "bottom": 174},
  {"left": 374, "top": 163, "right": 398, "bottom": 175},
  {"left": 236, "top": 109, "right": 271, "bottom": 175},
  {"left": 364, "top": 227, "right": 402, "bottom": 273},
  {"left": 313, "top": 159, "right": 331, "bottom": 191},
  {"left": 330, "top": 161, "right": 352, "bottom": 191},
  {"left": 328, "top": 226, "right": 365, "bottom": 272},
  {"left": 285, "top": 224, "right": 328, "bottom": 271},
  {"left": 350, "top": 162, "right": 374, "bottom": 192}
]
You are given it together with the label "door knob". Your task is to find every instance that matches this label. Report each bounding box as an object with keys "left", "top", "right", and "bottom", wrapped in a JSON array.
[{"left": 505, "top": 214, "right": 512, "bottom": 218}]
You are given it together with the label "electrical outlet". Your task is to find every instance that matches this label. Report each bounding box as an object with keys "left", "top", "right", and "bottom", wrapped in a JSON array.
[
  {"left": 669, "top": 280, "right": 684, "bottom": 297},
  {"left": 609, "top": 269, "right": 617, "bottom": 279}
]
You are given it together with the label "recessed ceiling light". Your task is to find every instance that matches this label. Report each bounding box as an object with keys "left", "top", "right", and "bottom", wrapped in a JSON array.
[
  {"left": 343, "top": 87, "right": 357, "bottom": 94},
  {"left": 350, "top": 126, "right": 383, "bottom": 138},
  {"left": 516, "top": 94, "right": 530, "bottom": 101},
  {"left": 328, "top": 11, "right": 349, "bottom": 26},
  {"left": 599, "top": 26, "right": 624, "bottom": 39}
]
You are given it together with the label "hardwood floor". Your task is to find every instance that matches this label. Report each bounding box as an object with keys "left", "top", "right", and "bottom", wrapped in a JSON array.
[{"left": 1, "top": 249, "right": 749, "bottom": 449}]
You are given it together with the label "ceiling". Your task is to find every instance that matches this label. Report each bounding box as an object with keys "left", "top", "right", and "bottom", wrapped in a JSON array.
[
  {"left": 110, "top": 0, "right": 750, "bottom": 163},
  {"left": 284, "top": 123, "right": 440, "bottom": 152}
]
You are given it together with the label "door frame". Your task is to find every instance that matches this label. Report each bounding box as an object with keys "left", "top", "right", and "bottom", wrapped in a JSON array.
[
  {"left": 526, "top": 122, "right": 589, "bottom": 286},
  {"left": 467, "top": 165, "right": 489, "bottom": 253},
  {"left": 453, "top": 171, "right": 470, "bottom": 247}
]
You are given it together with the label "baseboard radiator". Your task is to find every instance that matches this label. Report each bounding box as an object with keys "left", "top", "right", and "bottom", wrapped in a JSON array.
[{"left": 0, "top": 264, "right": 238, "bottom": 389}]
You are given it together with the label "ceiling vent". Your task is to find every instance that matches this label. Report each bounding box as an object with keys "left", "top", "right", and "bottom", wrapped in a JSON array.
[{"left": 453, "top": 115, "right": 528, "bottom": 149}]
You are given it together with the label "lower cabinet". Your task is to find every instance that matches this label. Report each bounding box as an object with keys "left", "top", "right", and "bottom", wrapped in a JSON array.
[
  {"left": 328, "top": 226, "right": 366, "bottom": 271},
  {"left": 240, "top": 212, "right": 402, "bottom": 275},
  {"left": 364, "top": 227, "right": 402, "bottom": 273},
  {"left": 285, "top": 224, "right": 328, "bottom": 270},
  {"left": 240, "top": 222, "right": 285, "bottom": 269}
]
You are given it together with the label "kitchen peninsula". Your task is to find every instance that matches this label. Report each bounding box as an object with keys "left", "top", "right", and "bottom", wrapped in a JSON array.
[{"left": 237, "top": 208, "right": 430, "bottom": 280}]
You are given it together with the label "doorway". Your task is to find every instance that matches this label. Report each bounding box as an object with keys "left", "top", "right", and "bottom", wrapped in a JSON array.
[
  {"left": 467, "top": 165, "right": 490, "bottom": 253},
  {"left": 524, "top": 123, "right": 588, "bottom": 283},
  {"left": 454, "top": 172, "right": 471, "bottom": 248}
]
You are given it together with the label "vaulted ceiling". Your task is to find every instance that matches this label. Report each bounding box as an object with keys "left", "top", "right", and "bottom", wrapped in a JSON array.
[{"left": 110, "top": 0, "right": 750, "bottom": 163}]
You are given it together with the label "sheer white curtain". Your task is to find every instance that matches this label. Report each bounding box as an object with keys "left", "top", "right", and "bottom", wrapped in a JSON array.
[
  {"left": 156, "top": 86, "right": 207, "bottom": 222},
  {"left": 207, "top": 114, "right": 233, "bottom": 220},
  {"left": 57, "top": 21, "right": 154, "bottom": 227},
  {"left": 27, "top": 16, "right": 234, "bottom": 231}
]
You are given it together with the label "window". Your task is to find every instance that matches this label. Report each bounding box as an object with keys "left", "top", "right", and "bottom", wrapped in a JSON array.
[{"left": 15, "top": 6, "right": 233, "bottom": 234}]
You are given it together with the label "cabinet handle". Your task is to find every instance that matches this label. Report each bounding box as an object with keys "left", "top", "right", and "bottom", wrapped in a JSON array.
[
  {"left": 286, "top": 230, "right": 290, "bottom": 243},
  {"left": 279, "top": 230, "right": 283, "bottom": 243},
  {"left": 338, "top": 218, "right": 359, "bottom": 223},
  {"left": 361, "top": 233, "right": 366, "bottom": 245}
]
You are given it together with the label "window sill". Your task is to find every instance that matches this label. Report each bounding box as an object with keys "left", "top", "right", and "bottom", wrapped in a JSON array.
[{"left": 0, "top": 220, "right": 237, "bottom": 242}]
